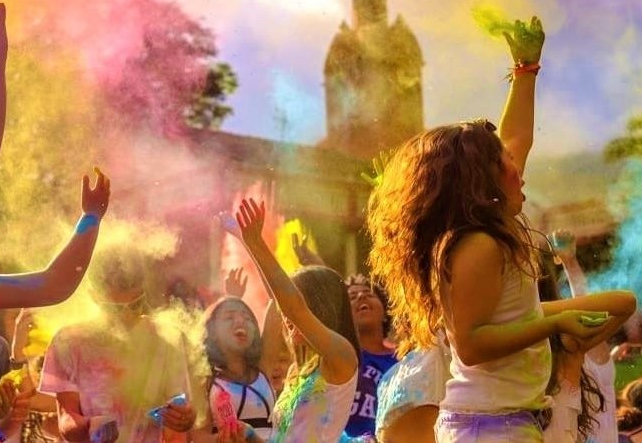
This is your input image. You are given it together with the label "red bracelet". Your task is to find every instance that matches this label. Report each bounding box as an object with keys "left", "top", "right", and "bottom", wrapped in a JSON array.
[
  {"left": 506, "top": 61, "right": 540, "bottom": 82},
  {"left": 513, "top": 61, "right": 541, "bottom": 76}
]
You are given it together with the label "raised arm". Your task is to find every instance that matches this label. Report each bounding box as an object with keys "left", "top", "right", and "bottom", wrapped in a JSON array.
[
  {"left": 443, "top": 232, "right": 611, "bottom": 366},
  {"left": 232, "top": 199, "right": 356, "bottom": 384},
  {"left": 224, "top": 267, "right": 248, "bottom": 298},
  {"left": 0, "top": 4, "right": 7, "bottom": 153},
  {"left": 0, "top": 168, "right": 110, "bottom": 308},
  {"left": 259, "top": 299, "right": 291, "bottom": 389},
  {"left": 549, "top": 229, "right": 588, "bottom": 296},
  {"left": 498, "top": 17, "right": 544, "bottom": 175}
]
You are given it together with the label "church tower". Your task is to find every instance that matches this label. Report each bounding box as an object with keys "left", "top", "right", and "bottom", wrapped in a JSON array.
[{"left": 323, "top": 0, "right": 424, "bottom": 159}]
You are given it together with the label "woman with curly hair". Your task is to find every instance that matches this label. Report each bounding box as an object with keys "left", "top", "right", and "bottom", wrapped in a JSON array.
[{"left": 367, "top": 16, "right": 633, "bottom": 442}]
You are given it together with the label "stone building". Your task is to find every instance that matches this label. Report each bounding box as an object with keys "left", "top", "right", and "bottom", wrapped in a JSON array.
[
  {"left": 127, "top": 0, "right": 620, "bottom": 295},
  {"left": 322, "top": 0, "right": 424, "bottom": 159}
]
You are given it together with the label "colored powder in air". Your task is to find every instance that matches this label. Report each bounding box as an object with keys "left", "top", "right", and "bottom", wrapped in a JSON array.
[
  {"left": 471, "top": 4, "right": 516, "bottom": 37},
  {"left": 275, "top": 218, "right": 319, "bottom": 274}
]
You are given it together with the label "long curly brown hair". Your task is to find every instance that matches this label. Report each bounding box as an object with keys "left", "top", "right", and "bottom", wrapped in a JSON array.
[{"left": 367, "top": 120, "right": 538, "bottom": 356}]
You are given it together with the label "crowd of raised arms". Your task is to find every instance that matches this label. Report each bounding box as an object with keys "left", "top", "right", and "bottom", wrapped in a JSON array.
[{"left": 0, "top": 4, "right": 639, "bottom": 443}]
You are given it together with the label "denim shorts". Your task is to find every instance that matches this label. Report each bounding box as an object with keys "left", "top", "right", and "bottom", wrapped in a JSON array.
[{"left": 435, "top": 410, "right": 544, "bottom": 443}]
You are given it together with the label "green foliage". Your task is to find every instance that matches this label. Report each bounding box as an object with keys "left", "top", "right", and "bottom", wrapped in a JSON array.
[
  {"left": 604, "top": 116, "right": 642, "bottom": 162},
  {"left": 185, "top": 62, "right": 239, "bottom": 130}
]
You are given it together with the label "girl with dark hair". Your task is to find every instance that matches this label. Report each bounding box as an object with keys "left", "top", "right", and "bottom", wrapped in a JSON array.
[
  {"left": 538, "top": 249, "right": 634, "bottom": 442},
  {"left": 343, "top": 273, "right": 397, "bottom": 439},
  {"left": 367, "top": 16, "right": 635, "bottom": 442},
  {"left": 202, "top": 297, "right": 275, "bottom": 441},
  {"left": 222, "top": 199, "right": 359, "bottom": 443}
]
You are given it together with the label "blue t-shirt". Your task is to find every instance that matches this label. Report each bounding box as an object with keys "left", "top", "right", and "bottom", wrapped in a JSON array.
[{"left": 344, "top": 350, "right": 398, "bottom": 437}]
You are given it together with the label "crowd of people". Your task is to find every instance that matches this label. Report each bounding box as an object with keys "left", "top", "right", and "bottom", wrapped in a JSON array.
[{"left": 0, "top": 3, "right": 640, "bottom": 442}]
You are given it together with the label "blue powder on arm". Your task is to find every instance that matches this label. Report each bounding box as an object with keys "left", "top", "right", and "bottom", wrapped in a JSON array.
[
  {"left": 75, "top": 213, "right": 100, "bottom": 234},
  {"left": 0, "top": 275, "right": 45, "bottom": 289}
]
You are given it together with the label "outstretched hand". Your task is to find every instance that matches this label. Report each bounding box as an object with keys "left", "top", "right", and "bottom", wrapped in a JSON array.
[
  {"left": 236, "top": 198, "right": 266, "bottom": 247},
  {"left": 503, "top": 16, "right": 544, "bottom": 64},
  {"left": 160, "top": 402, "right": 196, "bottom": 433},
  {"left": 360, "top": 150, "right": 391, "bottom": 187},
  {"left": 82, "top": 167, "right": 110, "bottom": 219},
  {"left": 225, "top": 267, "right": 248, "bottom": 298},
  {"left": 555, "top": 310, "right": 611, "bottom": 341},
  {"left": 292, "top": 233, "right": 325, "bottom": 266}
]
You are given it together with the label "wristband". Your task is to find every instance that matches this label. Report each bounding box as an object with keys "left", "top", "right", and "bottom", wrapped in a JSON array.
[
  {"left": 506, "top": 61, "right": 540, "bottom": 82},
  {"left": 76, "top": 213, "right": 100, "bottom": 235},
  {"left": 513, "top": 61, "right": 540, "bottom": 76}
]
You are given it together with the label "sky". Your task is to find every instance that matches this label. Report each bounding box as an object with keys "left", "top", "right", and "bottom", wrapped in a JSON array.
[{"left": 178, "top": 0, "right": 642, "bottom": 157}]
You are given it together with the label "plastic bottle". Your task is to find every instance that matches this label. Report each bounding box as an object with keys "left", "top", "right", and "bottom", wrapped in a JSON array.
[{"left": 214, "top": 388, "right": 238, "bottom": 433}]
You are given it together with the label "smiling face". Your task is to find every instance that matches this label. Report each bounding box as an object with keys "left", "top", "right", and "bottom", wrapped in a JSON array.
[
  {"left": 211, "top": 300, "right": 259, "bottom": 356},
  {"left": 348, "top": 284, "right": 385, "bottom": 334}
]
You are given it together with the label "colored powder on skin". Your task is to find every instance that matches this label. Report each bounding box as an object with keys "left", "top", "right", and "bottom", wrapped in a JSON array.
[
  {"left": 30, "top": 220, "right": 211, "bottom": 427},
  {"left": 75, "top": 213, "right": 100, "bottom": 235},
  {"left": 273, "top": 369, "right": 326, "bottom": 442},
  {"left": 25, "top": 219, "right": 179, "bottom": 359},
  {"left": 0, "top": 12, "right": 231, "bottom": 419},
  {"left": 471, "top": 4, "right": 516, "bottom": 38},
  {"left": 0, "top": 275, "right": 44, "bottom": 289}
]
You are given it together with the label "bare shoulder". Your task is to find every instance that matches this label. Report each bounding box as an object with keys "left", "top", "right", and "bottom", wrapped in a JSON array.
[{"left": 450, "top": 232, "right": 503, "bottom": 264}]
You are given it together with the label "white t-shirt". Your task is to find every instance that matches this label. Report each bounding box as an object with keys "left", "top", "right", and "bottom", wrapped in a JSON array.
[
  {"left": 441, "top": 263, "right": 553, "bottom": 413},
  {"left": 584, "top": 355, "right": 618, "bottom": 443},
  {"left": 39, "top": 317, "right": 190, "bottom": 443},
  {"left": 375, "top": 336, "right": 452, "bottom": 441},
  {"left": 543, "top": 379, "right": 581, "bottom": 443},
  {"left": 272, "top": 368, "right": 358, "bottom": 443}
]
